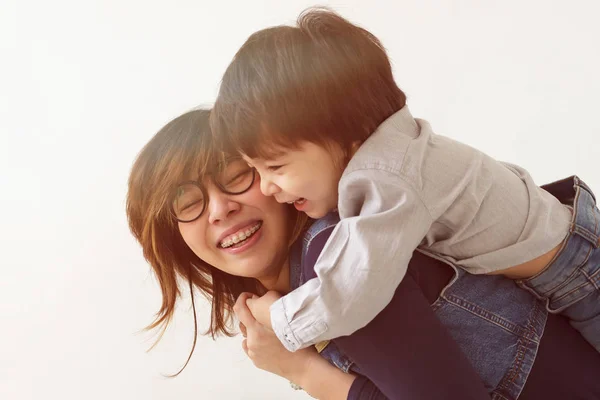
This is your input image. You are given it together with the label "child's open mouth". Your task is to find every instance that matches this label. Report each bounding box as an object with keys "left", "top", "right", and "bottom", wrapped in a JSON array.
[
  {"left": 286, "top": 198, "right": 306, "bottom": 205},
  {"left": 292, "top": 198, "right": 307, "bottom": 211}
]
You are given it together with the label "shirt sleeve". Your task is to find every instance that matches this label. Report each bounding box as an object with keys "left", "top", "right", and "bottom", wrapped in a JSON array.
[{"left": 270, "top": 168, "right": 434, "bottom": 351}]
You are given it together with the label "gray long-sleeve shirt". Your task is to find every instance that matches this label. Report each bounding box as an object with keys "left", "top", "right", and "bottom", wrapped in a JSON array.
[{"left": 271, "top": 106, "right": 571, "bottom": 352}]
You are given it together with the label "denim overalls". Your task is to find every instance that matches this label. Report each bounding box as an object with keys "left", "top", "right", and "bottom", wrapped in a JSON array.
[
  {"left": 291, "top": 219, "right": 546, "bottom": 400},
  {"left": 289, "top": 175, "right": 600, "bottom": 399},
  {"left": 517, "top": 176, "right": 600, "bottom": 353}
]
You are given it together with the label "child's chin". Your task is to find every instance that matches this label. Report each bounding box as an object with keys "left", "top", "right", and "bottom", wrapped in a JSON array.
[{"left": 305, "top": 209, "right": 328, "bottom": 219}]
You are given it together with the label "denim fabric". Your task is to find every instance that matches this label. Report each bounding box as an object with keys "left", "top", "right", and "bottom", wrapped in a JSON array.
[
  {"left": 293, "top": 214, "right": 361, "bottom": 374},
  {"left": 518, "top": 176, "right": 600, "bottom": 352},
  {"left": 427, "top": 254, "right": 546, "bottom": 400},
  {"left": 274, "top": 105, "right": 571, "bottom": 353},
  {"left": 291, "top": 212, "right": 548, "bottom": 400}
]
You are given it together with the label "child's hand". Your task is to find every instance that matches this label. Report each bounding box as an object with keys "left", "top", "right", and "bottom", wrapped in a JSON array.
[
  {"left": 234, "top": 292, "right": 317, "bottom": 384},
  {"left": 245, "top": 290, "right": 281, "bottom": 330}
]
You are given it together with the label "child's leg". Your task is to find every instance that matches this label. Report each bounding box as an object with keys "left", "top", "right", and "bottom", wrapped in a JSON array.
[{"left": 516, "top": 176, "right": 600, "bottom": 352}]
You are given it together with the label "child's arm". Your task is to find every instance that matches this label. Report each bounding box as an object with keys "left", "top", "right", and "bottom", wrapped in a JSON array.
[
  {"left": 300, "top": 222, "right": 490, "bottom": 400},
  {"left": 235, "top": 293, "right": 357, "bottom": 400},
  {"left": 271, "top": 168, "right": 434, "bottom": 351}
]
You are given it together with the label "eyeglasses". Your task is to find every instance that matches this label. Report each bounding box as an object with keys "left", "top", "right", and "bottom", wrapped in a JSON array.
[{"left": 171, "top": 157, "right": 256, "bottom": 223}]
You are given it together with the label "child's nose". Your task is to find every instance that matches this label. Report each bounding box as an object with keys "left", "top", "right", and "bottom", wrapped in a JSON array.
[{"left": 260, "top": 177, "right": 280, "bottom": 197}]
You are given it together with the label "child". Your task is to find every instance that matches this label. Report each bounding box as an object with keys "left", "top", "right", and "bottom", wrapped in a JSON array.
[{"left": 211, "top": 8, "right": 600, "bottom": 353}]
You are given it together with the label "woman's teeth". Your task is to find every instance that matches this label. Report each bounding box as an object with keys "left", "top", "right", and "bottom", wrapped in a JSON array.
[{"left": 220, "top": 222, "right": 262, "bottom": 248}]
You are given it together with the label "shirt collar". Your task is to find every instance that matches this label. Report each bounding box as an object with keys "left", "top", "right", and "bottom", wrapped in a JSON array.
[{"left": 375, "top": 105, "right": 419, "bottom": 139}]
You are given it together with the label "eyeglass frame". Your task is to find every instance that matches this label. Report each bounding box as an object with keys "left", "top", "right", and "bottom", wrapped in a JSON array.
[{"left": 170, "top": 165, "right": 257, "bottom": 223}]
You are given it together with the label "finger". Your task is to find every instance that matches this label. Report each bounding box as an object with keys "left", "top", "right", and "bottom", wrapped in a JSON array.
[
  {"left": 264, "top": 290, "right": 282, "bottom": 302},
  {"left": 239, "top": 322, "right": 247, "bottom": 338},
  {"left": 234, "top": 292, "right": 255, "bottom": 320},
  {"left": 245, "top": 297, "right": 255, "bottom": 314},
  {"left": 242, "top": 340, "right": 256, "bottom": 361},
  {"left": 242, "top": 339, "right": 249, "bottom": 356},
  {"left": 235, "top": 294, "right": 258, "bottom": 328},
  {"left": 245, "top": 297, "right": 262, "bottom": 321},
  {"left": 234, "top": 292, "right": 254, "bottom": 313}
]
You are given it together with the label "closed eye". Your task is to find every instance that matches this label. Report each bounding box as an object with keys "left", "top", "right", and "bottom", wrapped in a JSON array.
[
  {"left": 180, "top": 200, "right": 203, "bottom": 211},
  {"left": 224, "top": 170, "right": 250, "bottom": 186},
  {"left": 266, "top": 165, "right": 283, "bottom": 172}
]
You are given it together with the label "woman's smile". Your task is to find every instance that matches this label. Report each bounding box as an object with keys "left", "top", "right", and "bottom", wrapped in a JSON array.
[{"left": 218, "top": 220, "right": 263, "bottom": 254}]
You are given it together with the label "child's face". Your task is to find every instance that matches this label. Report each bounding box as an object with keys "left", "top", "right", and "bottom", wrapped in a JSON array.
[{"left": 243, "top": 141, "right": 345, "bottom": 219}]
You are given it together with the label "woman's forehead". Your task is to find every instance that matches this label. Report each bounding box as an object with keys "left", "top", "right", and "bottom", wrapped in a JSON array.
[{"left": 174, "top": 151, "right": 240, "bottom": 184}]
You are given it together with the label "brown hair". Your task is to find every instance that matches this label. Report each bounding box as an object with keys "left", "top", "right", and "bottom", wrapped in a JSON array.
[
  {"left": 211, "top": 7, "right": 406, "bottom": 159},
  {"left": 126, "top": 109, "right": 308, "bottom": 375}
]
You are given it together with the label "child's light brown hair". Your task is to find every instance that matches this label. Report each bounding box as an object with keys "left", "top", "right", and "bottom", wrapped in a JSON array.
[
  {"left": 211, "top": 7, "right": 406, "bottom": 159},
  {"left": 126, "top": 109, "right": 308, "bottom": 375}
]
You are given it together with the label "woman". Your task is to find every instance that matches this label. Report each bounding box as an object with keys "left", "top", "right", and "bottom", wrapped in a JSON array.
[{"left": 127, "top": 109, "right": 600, "bottom": 399}]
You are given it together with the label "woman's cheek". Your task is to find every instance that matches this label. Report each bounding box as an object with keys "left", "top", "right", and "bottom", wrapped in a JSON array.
[
  {"left": 178, "top": 223, "right": 205, "bottom": 256},
  {"left": 247, "top": 183, "right": 278, "bottom": 207}
]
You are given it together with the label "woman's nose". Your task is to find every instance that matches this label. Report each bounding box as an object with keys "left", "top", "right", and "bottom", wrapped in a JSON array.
[{"left": 206, "top": 185, "right": 240, "bottom": 224}]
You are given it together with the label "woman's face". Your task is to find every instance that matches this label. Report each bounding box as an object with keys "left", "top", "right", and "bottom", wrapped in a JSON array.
[{"left": 177, "top": 171, "right": 292, "bottom": 281}]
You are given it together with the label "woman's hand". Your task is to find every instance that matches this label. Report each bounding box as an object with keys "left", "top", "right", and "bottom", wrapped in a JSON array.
[
  {"left": 245, "top": 290, "right": 281, "bottom": 330},
  {"left": 235, "top": 292, "right": 356, "bottom": 399},
  {"left": 234, "top": 292, "right": 316, "bottom": 383}
]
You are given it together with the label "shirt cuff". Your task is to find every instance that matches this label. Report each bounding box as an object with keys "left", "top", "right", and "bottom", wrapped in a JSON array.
[{"left": 270, "top": 297, "right": 301, "bottom": 352}]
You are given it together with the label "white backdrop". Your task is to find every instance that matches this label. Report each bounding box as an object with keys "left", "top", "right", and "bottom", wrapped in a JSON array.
[{"left": 1, "top": 1, "right": 599, "bottom": 399}]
